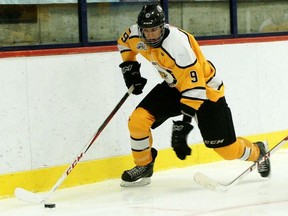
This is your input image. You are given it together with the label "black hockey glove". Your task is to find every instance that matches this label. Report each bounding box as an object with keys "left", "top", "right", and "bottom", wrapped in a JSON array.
[
  {"left": 171, "top": 121, "right": 193, "bottom": 160},
  {"left": 119, "top": 61, "right": 147, "bottom": 95}
]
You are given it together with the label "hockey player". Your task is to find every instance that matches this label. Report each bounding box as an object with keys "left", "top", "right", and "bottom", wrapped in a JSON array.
[{"left": 117, "top": 4, "right": 270, "bottom": 187}]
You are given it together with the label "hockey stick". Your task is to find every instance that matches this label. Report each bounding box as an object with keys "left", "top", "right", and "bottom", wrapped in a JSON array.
[
  {"left": 15, "top": 85, "right": 135, "bottom": 204},
  {"left": 194, "top": 135, "right": 288, "bottom": 192}
]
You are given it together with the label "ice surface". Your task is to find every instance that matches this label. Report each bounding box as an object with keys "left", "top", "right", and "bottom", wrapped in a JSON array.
[{"left": 1, "top": 150, "right": 288, "bottom": 216}]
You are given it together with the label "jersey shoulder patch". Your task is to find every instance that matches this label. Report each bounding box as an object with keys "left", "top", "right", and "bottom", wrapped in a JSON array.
[{"left": 129, "top": 24, "right": 148, "bottom": 51}]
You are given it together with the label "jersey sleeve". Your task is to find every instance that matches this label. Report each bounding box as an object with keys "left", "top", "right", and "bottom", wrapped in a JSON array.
[
  {"left": 117, "top": 25, "right": 139, "bottom": 62},
  {"left": 162, "top": 28, "right": 224, "bottom": 115},
  {"left": 163, "top": 31, "right": 207, "bottom": 113}
]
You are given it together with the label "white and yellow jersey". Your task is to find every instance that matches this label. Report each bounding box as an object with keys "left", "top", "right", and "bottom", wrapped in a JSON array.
[{"left": 117, "top": 24, "right": 224, "bottom": 112}]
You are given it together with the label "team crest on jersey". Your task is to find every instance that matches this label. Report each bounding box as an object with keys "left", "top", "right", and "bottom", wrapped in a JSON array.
[
  {"left": 136, "top": 41, "right": 147, "bottom": 50},
  {"left": 152, "top": 62, "right": 177, "bottom": 87}
]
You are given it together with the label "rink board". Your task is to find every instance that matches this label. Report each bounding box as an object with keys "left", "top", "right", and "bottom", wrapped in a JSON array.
[{"left": 1, "top": 130, "right": 288, "bottom": 199}]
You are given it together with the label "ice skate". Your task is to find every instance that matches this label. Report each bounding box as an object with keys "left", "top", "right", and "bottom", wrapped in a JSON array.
[
  {"left": 120, "top": 148, "right": 157, "bottom": 187},
  {"left": 255, "top": 141, "right": 271, "bottom": 177}
]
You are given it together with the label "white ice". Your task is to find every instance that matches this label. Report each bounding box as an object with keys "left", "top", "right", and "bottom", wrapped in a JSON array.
[{"left": 1, "top": 149, "right": 288, "bottom": 216}]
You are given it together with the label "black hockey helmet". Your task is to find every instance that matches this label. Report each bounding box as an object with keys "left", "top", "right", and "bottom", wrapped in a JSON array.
[
  {"left": 137, "top": 4, "right": 166, "bottom": 47},
  {"left": 137, "top": 4, "right": 165, "bottom": 29}
]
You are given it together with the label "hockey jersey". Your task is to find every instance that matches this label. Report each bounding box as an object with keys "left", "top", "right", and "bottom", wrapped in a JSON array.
[{"left": 117, "top": 24, "right": 224, "bottom": 112}]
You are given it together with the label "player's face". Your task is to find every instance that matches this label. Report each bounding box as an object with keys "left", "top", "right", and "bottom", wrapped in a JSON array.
[{"left": 142, "top": 26, "right": 162, "bottom": 42}]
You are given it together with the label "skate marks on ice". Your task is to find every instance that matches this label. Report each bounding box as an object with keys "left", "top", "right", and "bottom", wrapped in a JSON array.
[{"left": 1, "top": 149, "right": 288, "bottom": 216}]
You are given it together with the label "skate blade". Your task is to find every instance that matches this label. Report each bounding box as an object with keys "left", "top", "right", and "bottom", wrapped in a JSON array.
[{"left": 120, "top": 177, "right": 151, "bottom": 187}]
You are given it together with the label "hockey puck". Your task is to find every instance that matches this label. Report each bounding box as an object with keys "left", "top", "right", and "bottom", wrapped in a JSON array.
[{"left": 44, "top": 203, "right": 56, "bottom": 208}]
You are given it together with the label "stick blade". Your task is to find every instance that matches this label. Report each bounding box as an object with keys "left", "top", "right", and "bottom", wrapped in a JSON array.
[
  {"left": 194, "top": 172, "right": 229, "bottom": 192},
  {"left": 15, "top": 188, "right": 46, "bottom": 204}
]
